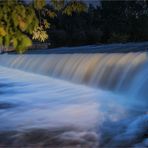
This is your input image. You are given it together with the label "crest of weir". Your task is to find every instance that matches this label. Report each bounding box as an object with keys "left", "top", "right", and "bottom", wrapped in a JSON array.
[{"left": 0, "top": 52, "right": 148, "bottom": 102}]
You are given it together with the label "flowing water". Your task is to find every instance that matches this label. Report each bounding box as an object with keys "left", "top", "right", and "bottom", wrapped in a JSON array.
[{"left": 0, "top": 52, "right": 148, "bottom": 147}]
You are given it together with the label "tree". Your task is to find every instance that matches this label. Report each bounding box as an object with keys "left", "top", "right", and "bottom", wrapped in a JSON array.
[
  {"left": 97, "top": 0, "right": 148, "bottom": 43},
  {"left": 0, "top": 0, "right": 86, "bottom": 53}
]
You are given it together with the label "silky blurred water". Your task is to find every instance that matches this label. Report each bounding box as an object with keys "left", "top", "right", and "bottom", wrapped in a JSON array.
[
  {"left": 1, "top": 53, "right": 148, "bottom": 100},
  {"left": 0, "top": 65, "right": 147, "bottom": 147}
]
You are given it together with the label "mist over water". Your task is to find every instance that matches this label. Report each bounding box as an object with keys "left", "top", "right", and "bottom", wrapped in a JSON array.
[{"left": 0, "top": 53, "right": 148, "bottom": 147}]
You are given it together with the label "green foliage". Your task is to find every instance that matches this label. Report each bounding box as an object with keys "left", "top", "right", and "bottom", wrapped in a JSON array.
[
  {"left": 15, "top": 34, "right": 32, "bottom": 53},
  {"left": 34, "top": 0, "right": 46, "bottom": 10},
  {"left": 2, "top": 0, "right": 147, "bottom": 51},
  {"left": 48, "top": 1, "right": 148, "bottom": 47},
  {"left": 0, "top": 0, "right": 87, "bottom": 53},
  {"left": 51, "top": 0, "right": 65, "bottom": 11},
  {"left": 0, "top": 0, "right": 41, "bottom": 53},
  {"left": 63, "top": 1, "right": 87, "bottom": 16},
  {"left": 47, "top": 10, "right": 57, "bottom": 18},
  {"left": 49, "top": 0, "right": 87, "bottom": 16},
  {"left": 32, "top": 26, "right": 48, "bottom": 42}
]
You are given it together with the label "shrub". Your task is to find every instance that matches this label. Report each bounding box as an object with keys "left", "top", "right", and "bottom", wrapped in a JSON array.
[{"left": 108, "top": 33, "right": 129, "bottom": 43}]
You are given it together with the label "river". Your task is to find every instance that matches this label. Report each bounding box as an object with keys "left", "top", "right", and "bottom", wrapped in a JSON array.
[{"left": 0, "top": 52, "right": 148, "bottom": 147}]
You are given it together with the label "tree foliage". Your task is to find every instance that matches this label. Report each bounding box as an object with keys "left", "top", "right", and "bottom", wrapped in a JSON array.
[
  {"left": 0, "top": 0, "right": 86, "bottom": 53},
  {"left": 1, "top": 0, "right": 147, "bottom": 52},
  {"left": 48, "top": 0, "right": 148, "bottom": 47},
  {"left": 0, "top": 0, "right": 39, "bottom": 53}
]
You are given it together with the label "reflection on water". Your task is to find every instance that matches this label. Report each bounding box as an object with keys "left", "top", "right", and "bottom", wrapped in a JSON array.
[{"left": 0, "top": 66, "right": 147, "bottom": 147}]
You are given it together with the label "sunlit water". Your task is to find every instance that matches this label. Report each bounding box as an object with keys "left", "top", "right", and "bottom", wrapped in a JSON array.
[{"left": 0, "top": 51, "right": 148, "bottom": 147}]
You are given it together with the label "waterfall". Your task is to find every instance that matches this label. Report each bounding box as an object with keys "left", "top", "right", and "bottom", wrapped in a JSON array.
[
  {"left": 0, "top": 52, "right": 148, "bottom": 147},
  {"left": 0, "top": 53, "right": 148, "bottom": 101}
]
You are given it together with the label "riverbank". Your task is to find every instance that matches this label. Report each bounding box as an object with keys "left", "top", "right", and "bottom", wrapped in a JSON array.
[
  {"left": 1, "top": 42, "right": 147, "bottom": 54},
  {"left": 23, "top": 42, "right": 148, "bottom": 54}
]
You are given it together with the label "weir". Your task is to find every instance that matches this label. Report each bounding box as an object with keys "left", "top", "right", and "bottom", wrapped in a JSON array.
[
  {"left": 0, "top": 51, "right": 148, "bottom": 147},
  {"left": 0, "top": 53, "right": 148, "bottom": 102}
]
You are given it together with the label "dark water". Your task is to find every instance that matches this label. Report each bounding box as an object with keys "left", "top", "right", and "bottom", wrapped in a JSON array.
[
  {"left": 0, "top": 66, "right": 147, "bottom": 147},
  {"left": 26, "top": 42, "right": 148, "bottom": 54}
]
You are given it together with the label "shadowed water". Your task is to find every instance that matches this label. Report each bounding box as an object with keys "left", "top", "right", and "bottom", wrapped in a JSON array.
[{"left": 0, "top": 66, "right": 147, "bottom": 147}]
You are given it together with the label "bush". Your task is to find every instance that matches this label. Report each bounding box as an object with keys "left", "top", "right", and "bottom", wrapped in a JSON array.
[{"left": 108, "top": 33, "right": 129, "bottom": 43}]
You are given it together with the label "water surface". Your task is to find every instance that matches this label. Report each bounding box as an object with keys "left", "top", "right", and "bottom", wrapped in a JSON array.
[{"left": 0, "top": 66, "right": 147, "bottom": 147}]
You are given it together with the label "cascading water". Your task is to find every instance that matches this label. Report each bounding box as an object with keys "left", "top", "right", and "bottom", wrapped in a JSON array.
[
  {"left": 0, "top": 53, "right": 148, "bottom": 101},
  {"left": 0, "top": 52, "right": 148, "bottom": 147}
]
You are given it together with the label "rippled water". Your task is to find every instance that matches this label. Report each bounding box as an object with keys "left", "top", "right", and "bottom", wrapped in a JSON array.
[{"left": 0, "top": 65, "right": 147, "bottom": 147}]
